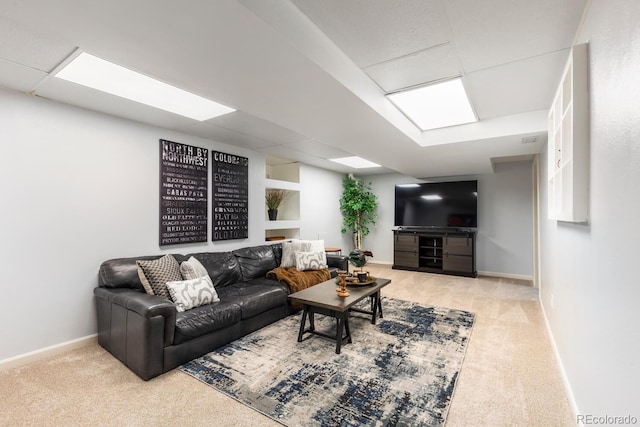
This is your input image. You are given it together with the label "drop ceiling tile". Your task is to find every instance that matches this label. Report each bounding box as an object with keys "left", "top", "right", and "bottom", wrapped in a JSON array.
[
  {"left": 292, "top": 0, "right": 451, "bottom": 67},
  {"left": 0, "top": 58, "right": 47, "bottom": 92},
  {"left": 444, "top": 0, "right": 586, "bottom": 72},
  {"left": 364, "top": 42, "right": 461, "bottom": 93},
  {"left": 0, "top": 16, "right": 75, "bottom": 73},
  {"left": 465, "top": 50, "right": 569, "bottom": 120}
]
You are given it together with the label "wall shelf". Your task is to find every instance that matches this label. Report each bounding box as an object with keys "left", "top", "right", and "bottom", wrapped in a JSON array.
[
  {"left": 265, "top": 159, "right": 300, "bottom": 241},
  {"left": 266, "top": 178, "right": 299, "bottom": 192},
  {"left": 547, "top": 43, "right": 589, "bottom": 222},
  {"left": 265, "top": 220, "right": 301, "bottom": 230}
]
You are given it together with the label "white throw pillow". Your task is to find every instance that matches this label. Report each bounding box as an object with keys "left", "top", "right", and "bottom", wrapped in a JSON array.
[
  {"left": 180, "top": 256, "right": 209, "bottom": 280},
  {"left": 166, "top": 276, "right": 220, "bottom": 312},
  {"left": 295, "top": 251, "right": 328, "bottom": 271},
  {"left": 281, "top": 239, "right": 326, "bottom": 268},
  {"left": 281, "top": 240, "right": 307, "bottom": 267},
  {"left": 308, "top": 239, "right": 325, "bottom": 253}
]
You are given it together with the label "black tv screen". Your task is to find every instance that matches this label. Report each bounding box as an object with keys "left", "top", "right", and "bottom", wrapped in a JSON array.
[{"left": 394, "top": 180, "right": 478, "bottom": 228}]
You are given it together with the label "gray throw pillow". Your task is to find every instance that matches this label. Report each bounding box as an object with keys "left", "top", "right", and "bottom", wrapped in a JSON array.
[{"left": 136, "top": 254, "right": 182, "bottom": 299}]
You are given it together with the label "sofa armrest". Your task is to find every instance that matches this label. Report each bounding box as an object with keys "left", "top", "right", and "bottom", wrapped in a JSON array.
[
  {"left": 327, "top": 254, "right": 349, "bottom": 272},
  {"left": 94, "top": 287, "right": 176, "bottom": 380}
]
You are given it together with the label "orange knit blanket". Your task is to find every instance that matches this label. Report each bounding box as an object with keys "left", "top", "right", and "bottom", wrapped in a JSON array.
[{"left": 266, "top": 267, "right": 331, "bottom": 294}]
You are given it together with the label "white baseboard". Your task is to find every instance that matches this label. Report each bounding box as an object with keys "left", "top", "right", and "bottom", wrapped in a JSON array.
[
  {"left": 539, "top": 301, "right": 581, "bottom": 426},
  {"left": 0, "top": 334, "right": 98, "bottom": 371},
  {"left": 368, "top": 264, "right": 534, "bottom": 284},
  {"left": 478, "top": 271, "right": 533, "bottom": 282},
  {"left": 367, "top": 261, "right": 393, "bottom": 266}
]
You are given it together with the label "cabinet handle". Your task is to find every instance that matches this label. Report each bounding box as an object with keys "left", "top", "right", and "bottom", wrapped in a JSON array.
[{"left": 557, "top": 159, "right": 561, "bottom": 168}]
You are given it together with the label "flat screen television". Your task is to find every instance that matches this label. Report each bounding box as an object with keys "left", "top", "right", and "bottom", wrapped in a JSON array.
[{"left": 394, "top": 180, "right": 478, "bottom": 228}]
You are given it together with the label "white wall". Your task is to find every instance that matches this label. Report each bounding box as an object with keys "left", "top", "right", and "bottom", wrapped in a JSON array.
[
  {"left": 477, "top": 161, "right": 534, "bottom": 277},
  {"left": 539, "top": 0, "right": 640, "bottom": 418},
  {"left": 360, "top": 160, "right": 534, "bottom": 278},
  {"left": 0, "top": 88, "right": 345, "bottom": 361},
  {"left": 299, "top": 165, "right": 350, "bottom": 249}
]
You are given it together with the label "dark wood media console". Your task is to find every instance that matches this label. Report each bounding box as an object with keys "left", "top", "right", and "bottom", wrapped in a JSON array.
[{"left": 393, "top": 228, "right": 477, "bottom": 277}]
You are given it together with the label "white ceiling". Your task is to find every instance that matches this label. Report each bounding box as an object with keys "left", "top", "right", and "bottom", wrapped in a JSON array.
[{"left": 0, "top": 0, "right": 588, "bottom": 178}]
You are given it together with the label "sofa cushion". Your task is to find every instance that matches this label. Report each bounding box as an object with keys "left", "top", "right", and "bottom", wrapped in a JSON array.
[
  {"left": 173, "top": 300, "right": 241, "bottom": 345},
  {"left": 187, "top": 252, "right": 242, "bottom": 288},
  {"left": 270, "top": 243, "right": 283, "bottom": 266},
  {"left": 166, "top": 276, "right": 220, "bottom": 312},
  {"left": 234, "top": 245, "right": 278, "bottom": 280},
  {"left": 136, "top": 254, "right": 182, "bottom": 299},
  {"left": 217, "top": 281, "right": 287, "bottom": 319}
]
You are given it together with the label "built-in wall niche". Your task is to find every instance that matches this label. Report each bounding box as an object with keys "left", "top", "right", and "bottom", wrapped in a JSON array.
[
  {"left": 265, "top": 156, "right": 300, "bottom": 241},
  {"left": 547, "top": 43, "right": 589, "bottom": 222}
]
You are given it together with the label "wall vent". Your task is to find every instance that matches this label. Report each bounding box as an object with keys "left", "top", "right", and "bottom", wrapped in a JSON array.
[{"left": 521, "top": 135, "right": 541, "bottom": 144}]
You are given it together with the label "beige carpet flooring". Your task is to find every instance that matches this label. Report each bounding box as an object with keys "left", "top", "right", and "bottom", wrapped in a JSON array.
[{"left": 0, "top": 264, "right": 574, "bottom": 426}]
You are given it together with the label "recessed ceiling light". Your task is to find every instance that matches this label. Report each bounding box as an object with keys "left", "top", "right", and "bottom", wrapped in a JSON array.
[
  {"left": 329, "top": 156, "right": 381, "bottom": 169},
  {"left": 387, "top": 78, "right": 477, "bottom": 131},
  {"left": 397, "top": 184, "right": 420, "bottom": 188},
  {"left": 421, "top": 194, "right": 442, "bottom": 200},
  {"left": 54, "top": 52, "right": 235, "bottom": 121}
]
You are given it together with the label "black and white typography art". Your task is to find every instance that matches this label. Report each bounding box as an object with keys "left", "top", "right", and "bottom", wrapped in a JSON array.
[
  {"left": 159, "top": 139, "right": 208, "bottom": 245},
  {"left": 212, "top": 150, "right": 249, "bottom": 241}
]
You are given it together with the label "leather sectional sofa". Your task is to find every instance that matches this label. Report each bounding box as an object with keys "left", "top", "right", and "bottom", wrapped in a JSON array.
[{"left": 94, "top": 243, "right": 348, "bottom": 380}]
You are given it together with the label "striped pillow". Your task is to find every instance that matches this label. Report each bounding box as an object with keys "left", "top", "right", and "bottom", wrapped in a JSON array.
[
  {"left": 281, "top": 239, "right": 325, "bottom": 268},
  {"left": 180, "top": 256, "right": 209, "bottom": 280}
]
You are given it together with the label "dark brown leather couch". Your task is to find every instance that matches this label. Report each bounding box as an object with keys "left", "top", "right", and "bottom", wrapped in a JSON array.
[{"left": 94, "top": 243, "right": 348, "bottom": 380}]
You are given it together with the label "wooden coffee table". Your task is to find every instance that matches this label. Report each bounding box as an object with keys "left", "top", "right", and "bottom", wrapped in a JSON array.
[{"left": 288, "top": 277, "right": 391, "bottom": 354}]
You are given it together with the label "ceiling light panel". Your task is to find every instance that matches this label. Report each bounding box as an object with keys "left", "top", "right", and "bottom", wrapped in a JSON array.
[
  {"left": 329, "top": 156, "right": 381, "bottom": 169},
  {"left": 54, "top": 52, "right": 235, "bottom": 121},
  {"left": 387, "top": 78, "right": 476, "bottom": 131}
]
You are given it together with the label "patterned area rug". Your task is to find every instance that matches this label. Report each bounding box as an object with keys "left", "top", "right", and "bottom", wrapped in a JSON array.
[{"left": 180, "top": 297, "right": 475, "bottom": 426}]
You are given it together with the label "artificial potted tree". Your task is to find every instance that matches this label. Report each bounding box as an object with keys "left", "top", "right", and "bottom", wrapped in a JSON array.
[
  {"left": 265, "top": 189, "right": 286, "bottom": 221},
  {"left": 340, "top": 175, "right": 378, "bottom": 281},
  {"left": 339, "top": 175, "right": 378, "bottom": 249}
]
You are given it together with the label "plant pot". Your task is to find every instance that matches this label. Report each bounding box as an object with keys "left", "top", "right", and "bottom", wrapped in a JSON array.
[
  {"left": 357, "top": 271, "right": 369, "bottom": 283},
  {"left": 268, "top": 209, "right": 278, "bottom": 221}
]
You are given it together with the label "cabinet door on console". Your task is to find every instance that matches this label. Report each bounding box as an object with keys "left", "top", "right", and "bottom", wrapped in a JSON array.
[
  {"left": 395, "top": 233, "right": 418, "bottom": 251},
  {"left": 443, "top": 254, "right": 473, "bottom": 273},
  {"left": 394, "top": 233, "right": 418, "bottom": 268},
  {"left": 443, "top": 235, "right": 474, "bottom": 273},
  {"left": 445, "top": 236, "right": 473, "bottom": 255},
  {"left": 394, "top": 251, "right": 419, "bottom": 268}
]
